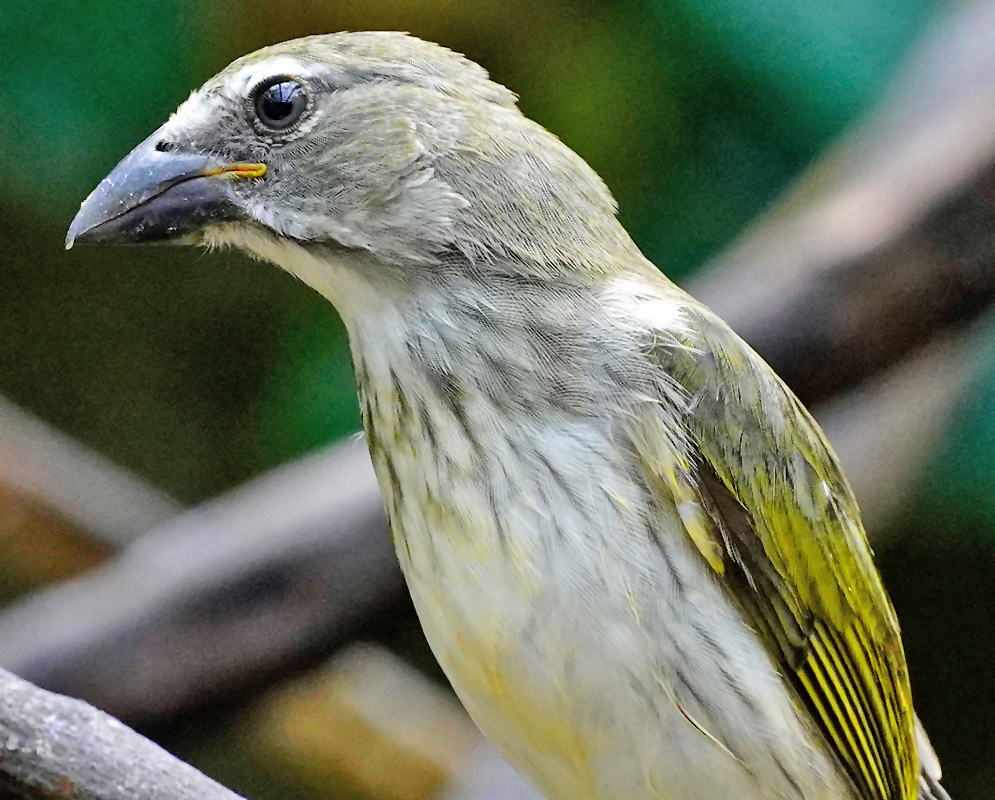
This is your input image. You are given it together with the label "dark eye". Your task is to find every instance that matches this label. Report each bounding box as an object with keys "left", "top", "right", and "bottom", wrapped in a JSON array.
[{"left": 253, "top": 78, "right": 308, "bottom": 130}]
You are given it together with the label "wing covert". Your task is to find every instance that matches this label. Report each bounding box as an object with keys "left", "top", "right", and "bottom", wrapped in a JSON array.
[{"left": 631, "top": 297, "right": 918, "bottom": 800}]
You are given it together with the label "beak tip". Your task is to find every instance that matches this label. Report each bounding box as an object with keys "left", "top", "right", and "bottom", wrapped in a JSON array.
[
  {"left": 63, "top": 135, "right": 250, "bottom": 250},
  {"left": 64, "top": 190, "right": 134, "bottom": 249},
  {"left": 65, "top": 212, "right": 91, "bottom": 250}
]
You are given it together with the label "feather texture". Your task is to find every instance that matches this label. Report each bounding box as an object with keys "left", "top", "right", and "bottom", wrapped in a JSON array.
[{"left": 633, "top": 294, "right": 920, "bottom": 800}]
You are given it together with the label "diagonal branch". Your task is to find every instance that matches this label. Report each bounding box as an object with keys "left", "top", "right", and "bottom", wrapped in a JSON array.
[
  {"left": 691, "top": 0, "right": 995, "bottom": 405},
  {"left": 0, "top": 667, "right": 244, "bottom": 800},
  {"left": 0, "top": 439, "right": 405, "bottom": 724}
]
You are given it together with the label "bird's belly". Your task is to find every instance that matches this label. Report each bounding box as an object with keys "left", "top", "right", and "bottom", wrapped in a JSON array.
[
  {"left": 406, "top": 562, "right": 767, "bottom": 800},
  {"left": 391, "top": 481, "right": 851, "bottom": 800},
  {"left": 370, "top": 409, "right": 850, "bottom": 800}
]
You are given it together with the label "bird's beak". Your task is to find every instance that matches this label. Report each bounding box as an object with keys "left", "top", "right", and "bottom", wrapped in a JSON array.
[{"left": 66, "top": 131, "right": 266, "bottom": 249}]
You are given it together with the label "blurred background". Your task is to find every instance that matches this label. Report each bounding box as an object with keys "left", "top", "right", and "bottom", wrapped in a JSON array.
[{"left": 1, "top": 0, "right": 992, "bottom": 798}]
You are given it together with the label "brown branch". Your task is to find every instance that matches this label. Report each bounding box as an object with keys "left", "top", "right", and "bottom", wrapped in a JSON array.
[
  {"left": 0, "top": 440, "right": 405, "bottom": 724},
  {"left": 0, "top": 667, "right": 244, "bottom": 800},
  {"left": 0, "top": 396, "right": 182, "bottom": 547}
]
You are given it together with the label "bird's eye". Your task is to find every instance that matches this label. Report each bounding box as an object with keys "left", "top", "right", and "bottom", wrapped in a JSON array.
[{"left": 253, "top": 78, "right": 308, "bottom": 130}]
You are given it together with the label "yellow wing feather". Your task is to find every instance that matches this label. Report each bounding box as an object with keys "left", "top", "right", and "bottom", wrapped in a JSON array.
[{"left": 637, "top": 298, "right": 918, "bottom": 800}]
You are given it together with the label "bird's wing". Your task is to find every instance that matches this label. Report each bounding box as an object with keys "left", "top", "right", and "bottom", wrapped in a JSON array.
[{"left": 629, "top": 295, "right": 918, "bottom": 800}]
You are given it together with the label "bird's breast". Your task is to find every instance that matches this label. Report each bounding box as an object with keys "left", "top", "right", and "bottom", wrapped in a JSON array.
[{"left": 347, "top": 298, "right": 850, "bottom": 800}]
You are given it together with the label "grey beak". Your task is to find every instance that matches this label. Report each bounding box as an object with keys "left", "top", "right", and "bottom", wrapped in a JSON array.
[{"left": 66, "top": 131, "right": 266, "bottom": 249}]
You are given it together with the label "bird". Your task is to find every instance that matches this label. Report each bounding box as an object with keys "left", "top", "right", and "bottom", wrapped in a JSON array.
[{"left": 67, "top": 32, "right": 950, "bottom": 800}]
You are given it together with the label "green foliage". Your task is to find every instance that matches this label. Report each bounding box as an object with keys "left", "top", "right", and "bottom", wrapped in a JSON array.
[
  {"left": 0, "top": 0, "right": 205, "bottom": 217},
  {"left": 922, "top": 325, "right": 995, "bottom": 539},
  {"left": 656, "top": 0, "right": 939, "bottom": 148},
  {"left": 256, "top": 301, "right": 360, "bottom": 468}
]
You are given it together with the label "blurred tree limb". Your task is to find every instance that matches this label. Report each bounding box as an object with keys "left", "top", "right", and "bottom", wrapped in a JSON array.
[
  {"left": 0, "top": 667, "right": 244, "bottom": 800},
  {"left": 0, "top": 439, "right": 404, "bottom": 723},
  {"left": 692, "top": 0, "right": 995, "bottom": 405},
  {"left": 0, "top": 397, "right": 181, "bottom": 548}
]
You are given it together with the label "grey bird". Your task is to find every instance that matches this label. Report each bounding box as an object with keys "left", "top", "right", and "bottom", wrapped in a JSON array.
[{"left": 67, "top": 32, "right": 950, "bottom": 800}]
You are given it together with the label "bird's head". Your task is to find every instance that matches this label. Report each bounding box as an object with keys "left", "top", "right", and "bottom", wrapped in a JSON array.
[{"left": 67, "top": 32, "right": 631, "bottom": 300}]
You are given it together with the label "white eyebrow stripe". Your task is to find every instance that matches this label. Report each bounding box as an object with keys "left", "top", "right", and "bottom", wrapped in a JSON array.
[{"left": 225, "top": 56, "right": 314, "bottom": 101}]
